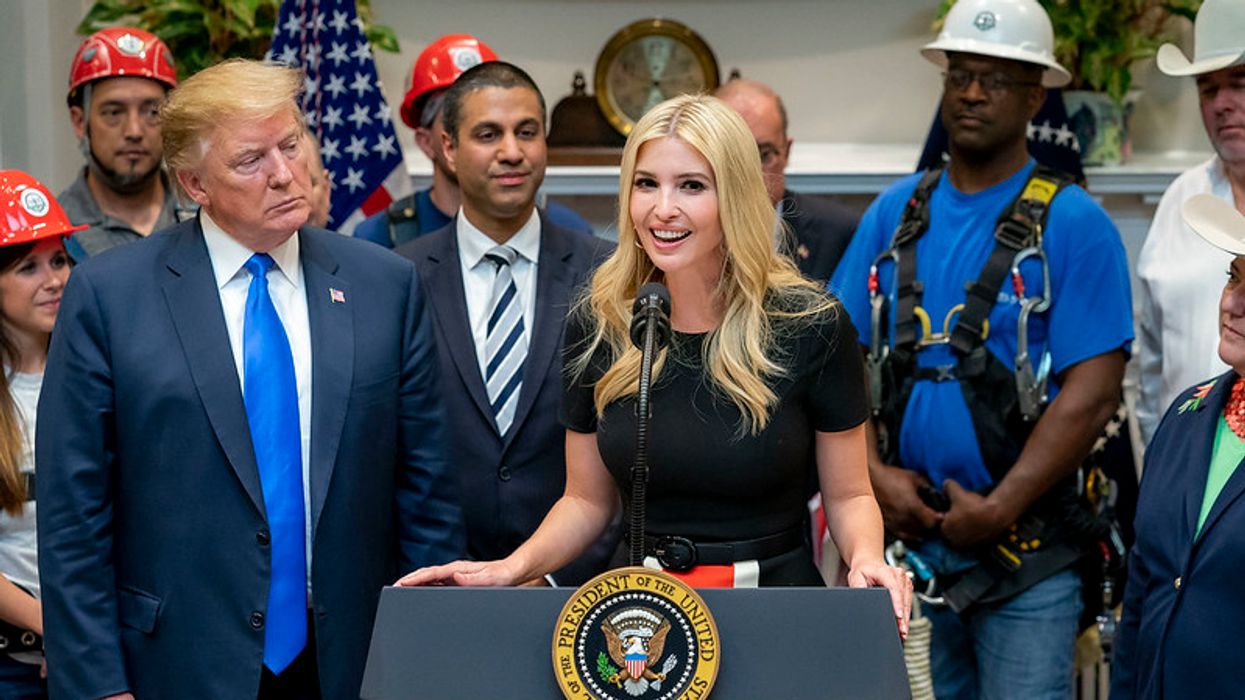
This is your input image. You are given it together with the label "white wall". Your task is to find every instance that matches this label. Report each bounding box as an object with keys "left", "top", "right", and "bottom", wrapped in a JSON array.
[
  {"left": 369, "top": 0, "right": 1212, "bottom": 156},
  {"left": 0, "top": 0, "right": 1214, "bottom": 191},
  {"left": 0, "top": 0, "right": 91, "bottom": 189}
]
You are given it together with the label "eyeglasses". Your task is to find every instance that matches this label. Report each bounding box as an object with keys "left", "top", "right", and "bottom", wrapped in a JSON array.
[{"left": 943, "top": 69, "right": 1040, "bottom": 94}]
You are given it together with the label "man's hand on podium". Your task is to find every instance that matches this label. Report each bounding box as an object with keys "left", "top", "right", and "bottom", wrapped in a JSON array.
[{"left": 395, "top": 559, "right": 522, "bottom": 587}]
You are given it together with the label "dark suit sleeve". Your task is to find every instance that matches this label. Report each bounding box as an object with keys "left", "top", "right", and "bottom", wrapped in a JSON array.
[
  {"left": 395, "top": 263, "right": 466, "bottom": 572},
  {"left": 785, "top": 192, "right": 859, "bottom": 283},
  {"left": 1111, "top": 411, "right": 1169, "bottom": 700},
  {"left": 36, "top": 269, "right": 131, "bottom": 699}
]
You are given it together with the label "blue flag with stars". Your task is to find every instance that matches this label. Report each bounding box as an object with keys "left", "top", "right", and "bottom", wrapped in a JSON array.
[{"left": 267, "top": 0, "right": 405, "bottom": 229}]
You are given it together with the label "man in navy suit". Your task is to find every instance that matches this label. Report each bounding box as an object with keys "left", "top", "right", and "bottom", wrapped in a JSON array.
[
  {"left": 397, "top": 61, "right": 617, "bottom": 585},
  {"left": 36, "top": 59, "right": 464, "bottom": 700}
]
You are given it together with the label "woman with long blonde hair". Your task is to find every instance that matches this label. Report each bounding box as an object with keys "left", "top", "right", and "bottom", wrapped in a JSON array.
[
  {"left": 0, "top": 171, "right": 82, "bottom": 699},
  {"left": 401, "top": 95, "right": 910, "bottom": 634}
]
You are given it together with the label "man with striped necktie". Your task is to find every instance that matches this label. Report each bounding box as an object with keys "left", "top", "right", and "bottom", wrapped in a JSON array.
[{"left": 397, "top": 61, "right": 618, "bottom": 586}]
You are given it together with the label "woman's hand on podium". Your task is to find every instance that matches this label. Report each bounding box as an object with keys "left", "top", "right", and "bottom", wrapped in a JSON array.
[
  {"left": 846, "top": 561, "right": 914, "bottom": 641},
  {"left": 394, "top": 559, "right": 523, "bottom": 587}
]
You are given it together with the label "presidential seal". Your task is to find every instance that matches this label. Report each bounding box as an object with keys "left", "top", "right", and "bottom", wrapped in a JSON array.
[{"left": 553, "top": 567, "right": 719, "bottom": 699}]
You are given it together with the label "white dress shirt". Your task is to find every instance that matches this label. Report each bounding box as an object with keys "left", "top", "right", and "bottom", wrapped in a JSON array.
[
  {"left": 201, "top": 211, "right": 314, "bottom": 583},
  {"left": 1136, "top": 155, "right": 1234, "bottom": 445},
  {"left": 456, "top": 208, "right": 541, "bottom": 382}
]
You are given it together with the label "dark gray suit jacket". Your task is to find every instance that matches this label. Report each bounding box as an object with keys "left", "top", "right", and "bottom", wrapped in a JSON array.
[
  {"left": 37, "top": 218, "right": 465, "bottom": 699},
  {"left": 396, "top": 215, "right": 619, "bottom": 585},
  {"left": 781, "top": 190, "right": 859, "bottom": 284}
]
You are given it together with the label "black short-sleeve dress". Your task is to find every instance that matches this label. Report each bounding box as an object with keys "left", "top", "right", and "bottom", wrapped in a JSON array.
[{"left": 560, "top": 301, "right": 869, "bottom": 585}]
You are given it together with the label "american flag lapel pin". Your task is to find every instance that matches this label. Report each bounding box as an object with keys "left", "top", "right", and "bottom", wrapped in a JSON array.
[{"left": 329, "top": 288, "right": 346, "bottom": 304}]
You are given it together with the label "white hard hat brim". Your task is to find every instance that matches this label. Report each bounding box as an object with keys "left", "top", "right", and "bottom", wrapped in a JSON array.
[
  {"left": 1183, "top": 194, "right": 1245, "bottom": 256},
  {"left": 921, "top": 41, "right": 1072, "bottom": 88},
  {"left": 1156, "top": 42, "right": 1245, "bottom": 77}
]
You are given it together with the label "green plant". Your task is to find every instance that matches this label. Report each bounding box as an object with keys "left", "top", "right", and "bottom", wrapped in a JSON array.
[
  {"left": 935, "top": 0, "right": 1203, "bottom": 104},
  {"left": 78, "top": 0, "right": 399, "bottom": 80}
]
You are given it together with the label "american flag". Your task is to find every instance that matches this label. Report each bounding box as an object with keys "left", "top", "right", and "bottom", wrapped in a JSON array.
[{"left": 267, "top": 0, "right": 410, "bottom": 232}]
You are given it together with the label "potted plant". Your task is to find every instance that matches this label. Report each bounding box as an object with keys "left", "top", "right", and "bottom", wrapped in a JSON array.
[
  {"left": 935, "top": 0, "right": 1202, "bottom": 165},
  {"left": 77, "top": 0, "right": 399, "bottom": 80}
]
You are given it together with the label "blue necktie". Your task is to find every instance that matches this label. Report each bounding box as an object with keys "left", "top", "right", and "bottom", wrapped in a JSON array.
[
  {"left": 483, "top": 246, "right": 527, "bottom": 435},
  {"left": 242, "top": 253, "right": 307, "bottom": 673}
]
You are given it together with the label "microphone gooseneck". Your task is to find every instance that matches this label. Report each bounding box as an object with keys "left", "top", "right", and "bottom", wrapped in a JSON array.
[{"left": 628, "top": 282, "right": 672, "bottom": 567}]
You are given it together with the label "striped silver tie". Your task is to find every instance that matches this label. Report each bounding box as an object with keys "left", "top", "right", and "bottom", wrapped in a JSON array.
[{"left": 483, "top": 246, "right": 527, "bottom": 436}]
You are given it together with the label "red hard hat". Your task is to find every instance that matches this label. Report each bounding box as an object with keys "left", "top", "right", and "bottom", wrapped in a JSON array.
[
  {"left": 69, "top": 27, "right": 178, "bottom": 101},
  {"left": 400, "top": 34, "right": 498, "bottom": 129},
  {"left": 0, "top": 170, "right": 87, "bottom": 247}
]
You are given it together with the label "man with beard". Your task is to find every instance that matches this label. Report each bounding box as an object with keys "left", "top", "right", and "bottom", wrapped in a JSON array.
[
  {"left": 1136, "top": 0, "right": 1245, "bottom": 445},
  {"left": 353, "top": 34, "right": 591, "bottom": 247},
  {"left": 59, "top": 28, "right": 190, "bottom": 261},
  {"left": 830, "top": 0, "right": 1132, "bottom": 697}
]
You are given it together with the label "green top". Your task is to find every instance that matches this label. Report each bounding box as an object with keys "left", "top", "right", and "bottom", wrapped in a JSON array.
[{"left": 1197, "top": 415, "right": 1245, "bottom": 538}]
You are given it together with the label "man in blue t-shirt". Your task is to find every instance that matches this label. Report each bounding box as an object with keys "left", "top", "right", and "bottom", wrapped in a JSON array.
[
  {"left": 830, "top": 1, "right": 1132, "bottom": 698},
  {"left": 353, "top": 34, "right": 591, "bottom": 248}
]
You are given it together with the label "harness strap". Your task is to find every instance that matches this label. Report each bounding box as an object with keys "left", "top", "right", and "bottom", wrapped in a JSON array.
[
  {"left": 949, "top": 166, "right": 1068, "bottom": 354},
  {"left": 384, "top": 194, "right": 420, "bottom": 248},
  {"left": 941, "top": 539, "right": 1084, "bottom": 613},
  {"left": 892, "top": 168, "right": 942, "bottom": 348}
]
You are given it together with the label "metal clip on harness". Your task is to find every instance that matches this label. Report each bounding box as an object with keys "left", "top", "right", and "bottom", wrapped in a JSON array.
[
  {"left": 886, "top": 541, "right": 946, "bottom": 607},
  {"left": 867, "top": 250, "right": 898, "bottom": 412},
  {"left": 1011, "top": 246, "right": 1052, "bottom": 422}
]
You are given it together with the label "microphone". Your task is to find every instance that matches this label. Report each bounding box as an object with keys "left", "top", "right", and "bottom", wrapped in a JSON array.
[
  {"left": 629, "top": 282, "right": 672, "bottom": 351},
  {"left": 627, "top": 282, "right": 671, "bottom": 566}
]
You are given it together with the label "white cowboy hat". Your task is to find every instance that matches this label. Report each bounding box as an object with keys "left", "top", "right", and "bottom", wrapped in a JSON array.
[
  {"left": 1157, "top": 0, "right": 1245, "bottom": 77},
  {"left": 1183, "top": 194, "right": 1245, "bottom": 255}
]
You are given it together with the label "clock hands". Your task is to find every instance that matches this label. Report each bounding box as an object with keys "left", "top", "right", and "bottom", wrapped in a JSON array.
[{"left": 641, "top": 36, "right": 672, "bottom": 82}]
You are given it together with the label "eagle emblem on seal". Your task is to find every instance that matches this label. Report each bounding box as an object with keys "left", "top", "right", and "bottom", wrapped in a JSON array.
[{"left": 600, "top": 607, "right": 679, "bottom": 697}]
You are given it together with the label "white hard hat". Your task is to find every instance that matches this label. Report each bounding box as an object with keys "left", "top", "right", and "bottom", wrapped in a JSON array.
[
  {"left": 1157, "top": 0, "right": 1245, "bottom": 77},
  {"left": 922, "top": 0, "right": 1071, "bottom": 88},
  {"left": 1183, "top": 194, "right": 1245, "bottom": 255}
]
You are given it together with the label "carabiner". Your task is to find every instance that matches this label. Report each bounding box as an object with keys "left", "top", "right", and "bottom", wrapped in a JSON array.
[
  {"left": 885, "top": 541, "right": 946, "bottom": 607},
  {"left": 1010, "top": 246, "right": 1051, "bottom": 313},
  {"left": 867, "top": 249, "right": 899, "bottom": 409},
  {"left": 1012, "top": 246, "right": 1052, "bottom": 421}
]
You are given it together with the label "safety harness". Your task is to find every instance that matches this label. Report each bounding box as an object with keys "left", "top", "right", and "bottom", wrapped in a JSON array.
[{"left": 868, "top": 165, "right": 1104, "bottom": 612}]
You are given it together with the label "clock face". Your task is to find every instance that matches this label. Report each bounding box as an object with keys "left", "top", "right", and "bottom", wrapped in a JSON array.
[
  {"left": 606, "top": 37, "right": 710, "bottom": 126},
  {"left": 595, "top": 20, "right": 719, "bottom": 135}
]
